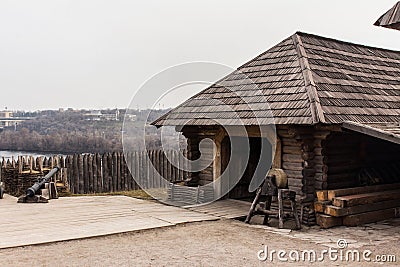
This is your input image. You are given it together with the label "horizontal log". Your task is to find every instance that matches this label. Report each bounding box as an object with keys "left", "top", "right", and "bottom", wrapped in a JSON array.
[
  {"left": 301, "top": 194, "right": 315, "bottom": 203},
  {"left": 314, "top": 164, "right": 328, "bottom": 174},
  {"left": 288, "top": 127, "right": 314, "bottom": 136},
  {"left": 327, "top": 183, "right": 400, "bottom": 200},
  {"left": 278, "top": 131, "right": 296, "bottom": 138},
  {"left": 282, "top": 148, "right": 302, "bottom": 159},
  {"left": 327, "top": 172, "right": 357, "bottom": 182},
  {"left": 302, "top": 151, "right": 315, "bottom": 160},
  {"left": 325, "top": 199, "right": 400, "bottom": 217},
  {"left": 313, "top": 139, "right": 323, "bottom": 148},
  {"left": 316, "top": 213, "right": 342, "bottom": 229},
  {"left": 280, "top": 138, "right": 301, "bottom": 146},
  {"left": 323, "top": 148, "right": 359, "bottom": 156},
  {"left": 301, "top": 143, "right": 314, "bottom": 152},
  {"left": 313, "top": 148, "right": 323, "bottom": 156},
  {"left": 313, "top": 132, "right": 330, "bottom": 139},
  {"left": 282, "top": 162, "right": 303, "bottom": 171},
  {"left": 302, "top": 168, "right": 316, "bottom": 177},
  {"left": 327, "top": 164, "right": 361, "bottom": 175},
  {"left": 327, "top": 180, "right": 358, "bottom": 190},
  {"left": 283, "top": 169, "right": 302, "bottom": 179},
  {"left": 324, "top": 135, "right": 360, "bottom": 142},
  {"left": 282, "top": 154, "right": 303, "bottom": 163},
  {"left": 315, "top": 181, "right": 328, "bottom": 190},
  {"left": 303, "top": 177, "right": 315, "bottom": 185},
  {"left": 313, "top": 155, "right": 327, "bottom": 164},
  {"left": 315, "top": 124, "right": 341, "bottom": 132},
  {"left": 302, "top": 184, "right": 316, "bottom": 194},
  {"left": 342, "top": 207, "right": 399, "bottom": 226},
  {"left": 288, "top": 178, "right": 303, "bottom": 187},
  {"left": 315, "top": 173, "right": 328, "bottom": 182},
  {"left": 332, "top": 189, "right": 400, "bottom": 208}
]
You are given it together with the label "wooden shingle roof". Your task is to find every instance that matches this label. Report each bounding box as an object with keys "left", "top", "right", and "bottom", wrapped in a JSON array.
[
  {"left": 153, "top": 32, "right": 400, "bottom": 127},
  {"left": 374, "top": 1, "right": 400, "bottom": 30}
]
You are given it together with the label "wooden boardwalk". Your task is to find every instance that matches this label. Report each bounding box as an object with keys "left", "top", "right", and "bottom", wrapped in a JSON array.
[
  {"left": 0, "top": 195, "right": 251, "bottom": 249},
  {"left": 186, "top": 199, "right": 251, "bottom": 219},
  {"left": 0, "top": 195, "right": 218, "bottom": 249}
]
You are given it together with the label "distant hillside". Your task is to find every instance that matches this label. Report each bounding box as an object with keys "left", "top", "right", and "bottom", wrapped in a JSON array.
[{"left": 0, "top": 109, "right": 171, "bottom": 154}]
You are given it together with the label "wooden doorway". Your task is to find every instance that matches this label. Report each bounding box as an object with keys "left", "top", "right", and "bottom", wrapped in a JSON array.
[{"left": 221, "top": 136, "right": 273, "bottom": 200}]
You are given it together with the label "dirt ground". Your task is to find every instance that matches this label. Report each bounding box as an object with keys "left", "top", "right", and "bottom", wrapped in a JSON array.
[{"left": 1, "top": 219, "right": 398, "bottom": 267}]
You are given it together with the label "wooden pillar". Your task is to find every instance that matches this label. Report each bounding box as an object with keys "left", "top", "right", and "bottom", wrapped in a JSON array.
[
  {"left": 272, "top": 137, "right": 282, "bottom": 169},
  {"left": 183, "top": 135, "right": 201, "bottom": 186},
  {"left": 213, "top": 128, "right": 225, "bottom": 199}
]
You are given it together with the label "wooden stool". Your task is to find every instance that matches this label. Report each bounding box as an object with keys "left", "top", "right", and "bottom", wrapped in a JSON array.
[
  {"left": 277, "top": 189, "right": 301, "bottom": 229},
  {"left": 245, "top": 177, "right": 301, "bottom": 230}
]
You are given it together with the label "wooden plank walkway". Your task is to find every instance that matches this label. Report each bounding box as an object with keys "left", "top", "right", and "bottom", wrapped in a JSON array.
[
  {"left": 0, "top": 194, "right": 217, "bottom": 249},
  {"left": 186, "top": 199, "right": 251, "bottom": 219}
]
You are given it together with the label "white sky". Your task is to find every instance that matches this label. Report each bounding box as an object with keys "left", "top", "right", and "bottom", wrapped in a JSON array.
[{"left": 0, "top": 0, "right": 399, "bottom": 111}]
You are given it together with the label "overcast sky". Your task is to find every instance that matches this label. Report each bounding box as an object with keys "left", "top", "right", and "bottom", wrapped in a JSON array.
[{"left": 0, "top": 1, "right": 399, "bottom": 111}]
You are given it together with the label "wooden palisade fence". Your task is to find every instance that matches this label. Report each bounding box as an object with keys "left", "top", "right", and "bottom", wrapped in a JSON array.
[{"left": 0, "top": 150, "right": 188, "bottom": 196}]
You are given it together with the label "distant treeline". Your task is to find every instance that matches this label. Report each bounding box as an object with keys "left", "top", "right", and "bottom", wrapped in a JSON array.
[{"left": 0, "top": 109, "right": 173, "bottom": 154}]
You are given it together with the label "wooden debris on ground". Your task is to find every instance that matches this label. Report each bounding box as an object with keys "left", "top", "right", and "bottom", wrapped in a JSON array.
[{"left": 315, "top": 183, "right": 400, "bottom": 228}]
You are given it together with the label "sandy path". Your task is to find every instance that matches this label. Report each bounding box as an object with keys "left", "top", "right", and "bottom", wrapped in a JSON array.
[{"left": 1, "top": 219, "right": 398, "bottom": 267}]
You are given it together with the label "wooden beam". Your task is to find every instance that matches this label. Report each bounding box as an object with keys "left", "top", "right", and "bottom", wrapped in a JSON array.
[
  {"left": 332, "top": 189, "right": 400, "bottom": 208},
  {"left": 327, "top": 183, "right": 400, "bottom": 200},
  {"left": 325, "top": 199, "right": 400, "bottom": 217},
  {"left": 316, "top": 214, "right": 342, "bottom": 229},
  {"left": 342, "top": 207, "right": 400, "bottom": 226},
  {"left": 342, "top": 121, "right": 400, "bottom": 145}
]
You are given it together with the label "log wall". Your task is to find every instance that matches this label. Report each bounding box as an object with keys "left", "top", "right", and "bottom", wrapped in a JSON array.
[
  {"left": 322, "top": 132, "right": 361, "bottom": 189},
  {"left": 276, "top": 125, "right": 334, "bottom": 225},
  {"left": 322, "top": 131, "right": 400, "bottom": 189}
]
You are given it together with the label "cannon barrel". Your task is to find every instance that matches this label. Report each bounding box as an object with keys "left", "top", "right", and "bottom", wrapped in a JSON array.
[{"left": 26, "top": 167, "right": 60, "bottom": 197}]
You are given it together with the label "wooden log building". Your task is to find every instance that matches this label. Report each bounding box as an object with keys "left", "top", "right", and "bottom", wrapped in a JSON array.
[{"left": 152, "top": 32, "right": 400, "bottom": 225}]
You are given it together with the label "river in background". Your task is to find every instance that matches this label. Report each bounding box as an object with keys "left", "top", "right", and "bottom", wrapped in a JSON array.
[{"left": 0, "top": 150, "right": 66, "bottom": 159}]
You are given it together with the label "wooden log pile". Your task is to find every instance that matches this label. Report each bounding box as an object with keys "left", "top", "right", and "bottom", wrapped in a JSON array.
[{"left": 315, "top": 183, "right": 400, "bottom": 228}]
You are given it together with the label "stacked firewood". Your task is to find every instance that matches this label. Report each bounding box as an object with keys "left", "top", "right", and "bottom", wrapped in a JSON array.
[{"left": 315, "top": 183, "right": 400, "bottom": 228}]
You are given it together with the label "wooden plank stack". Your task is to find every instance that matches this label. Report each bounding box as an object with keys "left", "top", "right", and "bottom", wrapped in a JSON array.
[{"left": 315, "top": 183, "right": 400, "bottom": 228}]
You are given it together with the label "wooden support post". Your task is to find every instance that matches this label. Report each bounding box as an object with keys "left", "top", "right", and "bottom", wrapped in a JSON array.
[{"left": 213, "top": 128, "right": 225, "bottom": 199}]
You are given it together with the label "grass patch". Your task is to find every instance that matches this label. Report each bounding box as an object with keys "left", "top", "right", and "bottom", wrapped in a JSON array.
[{"left": 68, "top": 189, "right": 153, "bottom": 200}]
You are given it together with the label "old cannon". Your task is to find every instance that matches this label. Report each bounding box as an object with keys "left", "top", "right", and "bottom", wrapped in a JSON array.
[{"left": 18, "top": 166, "right": 60, "bottom": 203}]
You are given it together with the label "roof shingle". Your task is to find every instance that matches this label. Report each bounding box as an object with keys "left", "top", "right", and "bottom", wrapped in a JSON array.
[{"left": 153, "top": 32, "right": 400, "bottom": 127}]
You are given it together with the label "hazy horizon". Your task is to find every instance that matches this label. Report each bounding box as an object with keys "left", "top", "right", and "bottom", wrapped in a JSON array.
[{"left": 1, "top": 1, "right": 399, "bottom": 111}]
